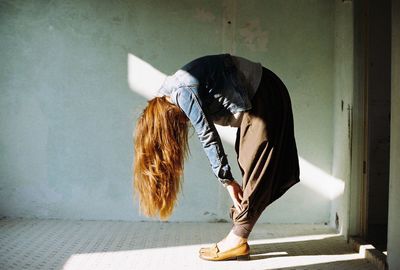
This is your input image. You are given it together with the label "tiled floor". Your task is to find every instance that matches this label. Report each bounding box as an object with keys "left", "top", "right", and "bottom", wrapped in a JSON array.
[{"left": 0, "top": 218, "right": 378, "bottom": 270}]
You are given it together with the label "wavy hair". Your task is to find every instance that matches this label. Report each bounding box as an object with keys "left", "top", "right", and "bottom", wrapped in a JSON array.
[{"left": 133, "top": 96, "right": 189, "bottom": 220}]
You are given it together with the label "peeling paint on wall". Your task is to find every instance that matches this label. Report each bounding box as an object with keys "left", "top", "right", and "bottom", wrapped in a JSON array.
[{"left": 238, "top": 19, "right": 268, "bottom": 52}]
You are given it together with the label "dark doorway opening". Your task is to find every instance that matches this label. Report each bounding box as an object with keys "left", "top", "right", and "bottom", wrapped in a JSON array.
[{"left": 355, "top": 0, "right": 391, "bottom": 252}]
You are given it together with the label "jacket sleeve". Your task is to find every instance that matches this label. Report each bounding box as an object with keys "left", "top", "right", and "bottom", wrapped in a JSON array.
[{"left": 173, "top": 86, "right": 234, "bottom": 184}]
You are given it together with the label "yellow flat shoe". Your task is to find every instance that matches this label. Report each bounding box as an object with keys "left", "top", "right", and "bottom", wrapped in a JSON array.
[
  {"left": 199, "top": 238, "right": 225, "bottom": 255},
  {"left": 199, "top": 242, "right": 250, "bottom": 261},
  {"left": 199, "top": 236, "right": 227, "bottom": 254}
]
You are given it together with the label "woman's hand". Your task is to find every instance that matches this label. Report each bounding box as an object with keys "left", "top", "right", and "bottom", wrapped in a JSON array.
[{"left": 225, "top": 180, "right": 244, "bottom": 212}]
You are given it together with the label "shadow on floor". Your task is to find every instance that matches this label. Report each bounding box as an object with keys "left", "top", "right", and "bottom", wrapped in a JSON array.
[
  {"left": 261, "top": 259, "right": 377, "bottom": 270},
  {"left": 249, "top": 236, "right": 352, "bottom": 260}
]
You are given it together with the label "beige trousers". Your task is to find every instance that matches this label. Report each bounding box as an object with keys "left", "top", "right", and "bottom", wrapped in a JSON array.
[{"left": 230, "top": 67, "right": 300, "bottom": 238}]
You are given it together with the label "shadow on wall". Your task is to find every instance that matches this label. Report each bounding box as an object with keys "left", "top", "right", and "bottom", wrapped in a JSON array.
[{"left": 127, "top": 53, "right": 345, "bottom": 202}]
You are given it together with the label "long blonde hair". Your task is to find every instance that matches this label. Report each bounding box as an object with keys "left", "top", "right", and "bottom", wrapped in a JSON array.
[{"left": 133, "top": 96, "right": 189, "bottom": 220}]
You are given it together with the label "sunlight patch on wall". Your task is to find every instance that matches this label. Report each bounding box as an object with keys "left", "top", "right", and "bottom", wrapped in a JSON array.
[
  {"left": 214, "top": 125, "right": 237, "bottom": 145},
  {"left": 127, "top": 53, "right": 167, "bottom": 99},
  {"left": 299, "top": 158, "right": 345, "bottom": 200}
]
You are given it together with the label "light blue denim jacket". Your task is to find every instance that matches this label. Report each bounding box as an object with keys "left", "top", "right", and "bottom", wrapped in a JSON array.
[{"left": 158, "top": 54, "right": 256, "bottom": 184}]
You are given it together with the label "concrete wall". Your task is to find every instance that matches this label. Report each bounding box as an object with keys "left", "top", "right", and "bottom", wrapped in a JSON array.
[
  {"left": 0, "top": 0, "right": 335, "bottom": 224},
  {"left": 331, "top": 0, "right": 353, "bottom": 236},
  {"left": 388, "top": 0, "right": 400, "bottom": 267}
]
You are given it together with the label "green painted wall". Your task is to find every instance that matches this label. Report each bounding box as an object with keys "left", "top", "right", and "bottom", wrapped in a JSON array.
[
  {"left": 331, "top": 0, "right": 353, "bottom": 236},
  {"left": 0, "top": 0, "right": 335, "bottom": 223}
]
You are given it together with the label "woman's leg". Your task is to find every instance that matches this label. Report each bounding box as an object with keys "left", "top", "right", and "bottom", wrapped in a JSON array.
[
  {"left": 201, "top": 67, "right": 300, "bottom": 255},
  {"left": 230, "top": 67, "right": 300, "bottom": 239}
]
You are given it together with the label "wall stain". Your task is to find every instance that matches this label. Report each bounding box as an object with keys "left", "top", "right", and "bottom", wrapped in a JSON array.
[
  {"left": 238, "top": 19, "right": 268, "bottom": 52},
  {"left": 194, "top": 8, "right": 216, "bottom": 23},
  {"left": 111, "top": 16, "right": 122, "bottom": 25}
]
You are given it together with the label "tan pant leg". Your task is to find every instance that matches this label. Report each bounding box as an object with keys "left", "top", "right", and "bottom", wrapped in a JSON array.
[{"left": 229, "top": 67, "right": 300, "bottom": 238}]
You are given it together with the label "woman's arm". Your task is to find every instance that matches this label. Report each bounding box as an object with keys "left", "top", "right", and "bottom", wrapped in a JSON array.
[
  {"left": 174, "top": 86, "right": 244, "bottom": 210},
  {"left": 174, "top": 86, "right": 234, "bottom": 185}
]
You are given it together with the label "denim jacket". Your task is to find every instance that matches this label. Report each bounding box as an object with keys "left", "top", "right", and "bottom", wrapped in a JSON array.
[{"left": 158, "top": 54, "right": 256, "bottom": 184}]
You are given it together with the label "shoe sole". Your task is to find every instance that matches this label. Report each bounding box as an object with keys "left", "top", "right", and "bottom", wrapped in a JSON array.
[
  {"left": 236, "top": 254, "right": 250, "bottom": 261},
  {"left": 199, "top": 253, "right": 250, "bottom": 261}
]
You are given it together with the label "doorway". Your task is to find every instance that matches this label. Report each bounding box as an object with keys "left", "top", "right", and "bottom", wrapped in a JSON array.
[{"left": 354, "top": 0, "right": 391, "bottom": 252}]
